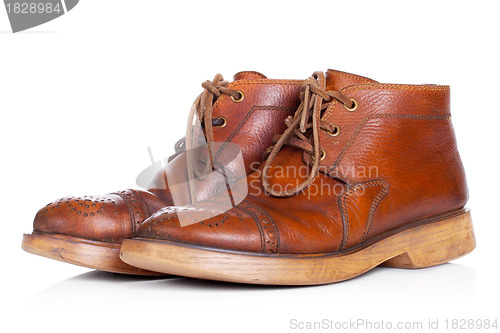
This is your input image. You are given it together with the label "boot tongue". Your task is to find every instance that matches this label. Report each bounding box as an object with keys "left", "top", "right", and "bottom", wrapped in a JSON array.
[
  {"left": 325, "top": 69, "right": 377, "bottom": 91},
  {"left": 233, "top": 71, "right": 267, "bottom": 80}
]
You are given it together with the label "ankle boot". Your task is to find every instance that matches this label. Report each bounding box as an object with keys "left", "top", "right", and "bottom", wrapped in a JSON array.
[
  {"left": 22, "top": 71, "right": 302, "bottom": 275},
  {"left": 120, "top": 69, "right": 475, "bottom": 284}
]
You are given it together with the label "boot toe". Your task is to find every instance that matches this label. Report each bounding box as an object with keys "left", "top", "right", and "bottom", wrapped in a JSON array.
[
  {"left": 136, "top": 203, "right": 270, "bottom": 253},
  {"left": 33, "top": 190, "right": 149, "bottom": 243}
]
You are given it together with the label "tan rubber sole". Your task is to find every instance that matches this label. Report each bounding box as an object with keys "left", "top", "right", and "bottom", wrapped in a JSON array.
[
  {"left": 120, "top": 208, "right": 475, "bottom": 285},
  {"left": 22, "top": 232, "right": 163, "bottom": 276}
]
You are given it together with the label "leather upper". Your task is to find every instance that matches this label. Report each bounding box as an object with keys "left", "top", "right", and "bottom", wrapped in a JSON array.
[
  {"left": 32, "top": 72, "right": 302, "bottom": 243},
  {"left": 34, "top": 190, "right": 165, "bottom": 243},
  {"left": 136, "top": 70, "right": 469, "bottom": 254}
]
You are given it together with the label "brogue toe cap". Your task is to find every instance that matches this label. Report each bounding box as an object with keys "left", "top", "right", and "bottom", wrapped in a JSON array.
[
  {"left": 135, "top": 203, "right": 272, "bottom": 253},
  {"left": 33, "top": 190, "right": 150, "bottom": 243}
]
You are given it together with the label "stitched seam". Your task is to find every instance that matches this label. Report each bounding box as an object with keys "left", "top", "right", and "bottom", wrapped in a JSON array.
[
  {"left": 213, "top": 105, "right": 295, "bottom": 163},
  {"left": 235, "top": 71, "right": 267, "bottom": 78},
  {"left": 235, "top": 202, "right": 265, "bottom": 252},
  {"left": 373, "top": 114, "right": 451, "bottom": 119},
  {"left": 112, "top": 191, "right": 137, "bottom": 234},
  {"left": 341, "top": 84, "right": 449, "bottom": 93},
  {"left": 214, "top": 105, "right": 295, "bottom": 162},
  {"left": 326, "top": 70, "right": 374, "bottom": 84},
  {"left": 242, "top": 199, "right": 280, "bottom": 253},
  {"left": 323, "top": 99, "right": 338, "bottom": 121},
  {"left": 329, "top": 113, "right": 452, "bottom": 171},
  {"left": 211, "top": 80, "right": 301, "bottom": 111},
  {"left": 338, "top": 190, "right": 349, "bottom": 251},
  {"left": 340, "top": 183, "right": 367, "bottom": 249},
  {"left": 227, "top": 80, "right": 303, "bottom": 87},
  {"left": 225, "top": 105, "right": 294, "bottom": 145},
  {"left": 130, "top": 189, "right": 150, "bottom": 217},
  {"left": 339, "top": 181, "right": 386, "bottom": 250},
  {"left": 325, "top": 84, "right": 448, "bottom": 120},
  {"left": 361, "top": 181, "right": 389, "bottom": 243}
]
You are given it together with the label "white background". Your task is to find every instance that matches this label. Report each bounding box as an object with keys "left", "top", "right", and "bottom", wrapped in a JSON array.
[{"left": 1, "top": 1, "right": 499, "bottom": 332}]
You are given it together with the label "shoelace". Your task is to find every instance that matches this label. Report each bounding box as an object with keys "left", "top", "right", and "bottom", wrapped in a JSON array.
[
  {"left": 169, "top": 74, "right": 241, "bottom": 169},
  {"left": 262, "top": 71, "right": 354, "bottom": 197},
  {"left": 168, "top": 74, "right": 241, "bottom": 203}
]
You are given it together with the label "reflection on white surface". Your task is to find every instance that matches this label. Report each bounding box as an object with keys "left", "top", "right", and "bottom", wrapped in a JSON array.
[
  {"left": 23, "top": 263, "right": 486, "bottom": 333},
  {"left": 32, "top": 263, "right": 476, "bottom": 304}
]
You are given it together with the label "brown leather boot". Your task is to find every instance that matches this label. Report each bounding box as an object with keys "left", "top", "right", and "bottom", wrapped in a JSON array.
[
  {"left": 120, "top": 69, "right": 476, "bottom": 284},
  {"left": 22, "top": 71, "right": 302, "bottom": 275}
]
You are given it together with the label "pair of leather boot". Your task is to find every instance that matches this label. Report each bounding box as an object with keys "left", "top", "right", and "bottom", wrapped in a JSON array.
[{"left": 23, "top": 69, "right": 475, "bottom": 285}]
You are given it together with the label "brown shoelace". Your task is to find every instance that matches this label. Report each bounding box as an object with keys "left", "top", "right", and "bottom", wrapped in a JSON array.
[
  {"left": 262, "top": 71, "right": 354, "bottom": 197},
  {"left": 169, "top": 74, "right": 241, "bottom": 163},
  {"left": 169, "top": 74, "right": 241, "bottom": 203}
]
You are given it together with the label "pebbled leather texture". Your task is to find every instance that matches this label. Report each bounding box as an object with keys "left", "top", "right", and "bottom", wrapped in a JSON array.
[
  {"left": 136, "top": 69, "right": 469, "bottom": 254},
  {"left": 32, "top": 72, "right": 302, "bottom": 243}
]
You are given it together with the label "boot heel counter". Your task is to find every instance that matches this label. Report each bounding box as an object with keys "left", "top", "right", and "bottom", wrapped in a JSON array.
[
  {"left": 446, "top": 116, "right": 469, "bottom": 209},
  {"left": 429, "top": 86, "right": 468, "bottom": 211},
  {"left": 445, "top": 86, "right": 469, "bottom": 208}
]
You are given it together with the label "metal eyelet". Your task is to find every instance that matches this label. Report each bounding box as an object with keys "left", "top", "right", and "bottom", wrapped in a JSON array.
[
  {"left": 231, "top": 90, "right": 245, "bottom": 103},
  {"left": 320, "top": 149, "right": 326, "bottom": 161},
  {"left": 344, "top": 98, "right": 358, "bottom": 112},
  {"left": 213, "top": 116, "right": 227, "bottom": 128},
  {"left": 326, "top": 125, "right": 340, "bottom": 137},
  {"left": 311, "top": 149, "right": 327, "bottom": 161}
]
